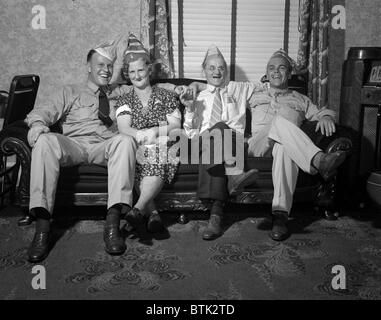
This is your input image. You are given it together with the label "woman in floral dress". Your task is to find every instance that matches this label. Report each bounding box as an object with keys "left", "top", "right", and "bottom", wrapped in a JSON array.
[{"left": 115, "top": 35, "right": 181, "bottom": 233}]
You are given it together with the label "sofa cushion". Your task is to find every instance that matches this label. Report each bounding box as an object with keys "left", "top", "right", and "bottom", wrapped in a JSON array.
[
  {"left": 59, "top": 165, "right": 107, "bottom": 179},
  {"left": 59, "top": 163, "right": 200, "bottom": 177},
  {"left": 57, "top": 158, "right": 318, "bottom": 194},
  {"left": 177, "top": 164, "right": 199, "bottom": 174},
  {"left": 246, "top": 157, "right": 273, "bottom": 171}
]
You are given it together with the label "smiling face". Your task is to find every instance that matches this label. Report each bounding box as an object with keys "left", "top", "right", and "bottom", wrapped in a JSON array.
[
  {"left": 87, "top": 52, "right": 114, "bottom": 87},
  {"left": 127, "top": 58, "right": 151, "bottom": 90},
  {"left": 203, "top": 55, "right": 228, "bottom": 88},
  {"left": 266, "top": 56, "right": 291, "bottom": 90}
]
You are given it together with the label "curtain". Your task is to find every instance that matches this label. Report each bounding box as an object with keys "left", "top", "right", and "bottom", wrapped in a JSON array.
[
  {"left": 141, "top": 0, "right": 175, "bottom": 79},
  {"left": 296, "top": 0, "right": 330, "bottom": 108}
]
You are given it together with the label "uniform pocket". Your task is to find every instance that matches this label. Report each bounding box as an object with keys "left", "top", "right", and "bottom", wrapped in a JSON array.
[{"left": 67, "top": 103, "right": 95, "bottom": 122}]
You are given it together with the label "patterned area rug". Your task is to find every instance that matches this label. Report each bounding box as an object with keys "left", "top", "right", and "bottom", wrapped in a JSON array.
[{"left": 0, "top": 204, "right": 380, "bottom": 300}]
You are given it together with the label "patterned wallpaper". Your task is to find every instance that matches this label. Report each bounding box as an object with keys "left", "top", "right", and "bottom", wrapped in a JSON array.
[
  {"left": 345, "top": 0, "right": 381, "bottom": 55},
  {"left": 0, "top": 0, "right": 141, "bottom": 104},
  {"left": 329, "top": 0, "right": 381, "bottom": 118},
  {"left": 329, "top": 0, "right": 346, "bottom": 115},
  {"left": 2, "top": 1, "right": 380, "bottom": 113}
]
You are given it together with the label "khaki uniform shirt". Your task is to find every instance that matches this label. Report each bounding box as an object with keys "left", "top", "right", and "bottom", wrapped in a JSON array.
[
  {"left": 25, "top": 81, "right": 176, "bottom": 142},
  {"left": 249, "top": 83, "right": 336, "bottom": 137}
]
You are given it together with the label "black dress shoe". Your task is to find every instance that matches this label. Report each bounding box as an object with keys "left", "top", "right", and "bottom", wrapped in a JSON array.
[
  {"left": 124, "top": 207, "right": 144, "bottom": 229},
  {"left": 318, "top": 151, "right": 346, "bottom": 181},
  {"left": 269, "top": 211, "right": 290, "bottom": 241},
  {"left": 103, "top": 224, "right": 126, "bottom": 255},
  {"left": 147, "top": 212, "right": 164, "bottom": 233},
  {"left": 202, "top": 214, "right": 223, "bottom": 240},
  {"left": 18, "top": 215, "right": 34, "bottom": 227},
  {"left": 27, "top": 231, "right": 50, "bottom": 263},
  {"left": 227, "top": 168, "right": 259, "bottom": 195}
]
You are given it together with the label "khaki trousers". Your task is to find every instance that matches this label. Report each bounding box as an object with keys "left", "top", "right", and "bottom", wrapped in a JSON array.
[
  {"left": 247, "top": 116, "right": 321, "bottom": 214},
  {"left": 29, "top": 133, "right": 137, "bottom": 214}
]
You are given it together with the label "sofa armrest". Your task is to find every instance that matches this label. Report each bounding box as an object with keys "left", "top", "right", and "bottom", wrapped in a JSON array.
[
  {"left": 0, "top": 120, "right": 30, "bottom": 148},
  {"left": 0, "top": 120, "right": 31, "bottom": 203}
]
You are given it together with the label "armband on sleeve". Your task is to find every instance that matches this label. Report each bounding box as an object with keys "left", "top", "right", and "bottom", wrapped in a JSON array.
[{"left": 116, "top": 104, "right": 132, "bottom": 118}]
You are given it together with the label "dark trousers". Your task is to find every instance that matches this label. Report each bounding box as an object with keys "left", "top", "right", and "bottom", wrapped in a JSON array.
[{"left": 197, "top": 122, "right": 237, "bottom": 201}]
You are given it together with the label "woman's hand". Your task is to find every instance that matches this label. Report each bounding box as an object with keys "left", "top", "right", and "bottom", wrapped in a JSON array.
[{"left": 136, "top": 128, "right": 157, "bottom": 145}]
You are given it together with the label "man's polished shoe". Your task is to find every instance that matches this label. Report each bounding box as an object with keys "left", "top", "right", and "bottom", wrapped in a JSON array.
[
  {"left": 202, "top": 214, "right": 223, "bottom": 240},
  {"left": 318, "top": 151, "right": 346, "bottom": 181},
  {"left": 124, "top": 207, "right": 144, "bottom": 228},
  {"left": 269, "top": 211, "right": 290, "bottom": 241},
  {"left": 227, "top": 168, "right": 259, "bottom": 195},
  {"left": 103, "top": 224, "right": 126, "bottom": 255},
  {"left": 147, "top": 212, "right": 164, "bottom": 233},
  {"left": 27, "top": 231, "right": 50, "bottom": 263}
]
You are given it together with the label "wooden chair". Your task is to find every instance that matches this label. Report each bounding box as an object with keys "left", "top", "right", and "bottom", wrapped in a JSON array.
[{"left": 0, "top": 75, "right": 40, "bottom": 207}]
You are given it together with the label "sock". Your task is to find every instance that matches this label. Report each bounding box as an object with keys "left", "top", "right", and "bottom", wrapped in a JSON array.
[
  {"left": 272, "top": 210, "right": 289, "bottom": 220},
  {"left": 106, "top": 204, "right": 121, "bottom": 225},
  {"left": 120, "top": 204, "right": 132, "bottom": 216},
  {"left": 32, "top": 208, "right": 51, "bottom": 233},
  {"left": 210, "top": 200, "right": 224, "bottom": 216},
  {"left": 311, "top": 151, "right": 324, "bottom": 170}
]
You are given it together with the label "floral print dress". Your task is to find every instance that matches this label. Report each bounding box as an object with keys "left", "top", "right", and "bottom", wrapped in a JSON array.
[{"left": 116, "top": 86, "right": 180, "bottom": 184}]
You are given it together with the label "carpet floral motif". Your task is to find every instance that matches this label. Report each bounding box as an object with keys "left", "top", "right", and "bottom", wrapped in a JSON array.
[
  {"left": 0, "top": 245, "right": 49, "bottom": 273},
  {"left": 312, "top": 217, "right": 381, "bottom": 241},
  {"left": 74, "top": 220, "right": 105, "bottom": 234},
  {"left": 202, "top": 280, "right": 243, "bottom": 300},
  {"left": 1, "top": 211, "right": 380, "bottom": 299},
  {"left": 314, "top": 245, "right": 381, "bottom": 299},
  {"left": 0, "top": 247, "right": 32, "bottom": 271},
  {"left": 209, "top": 239, "right": 328, "bottom": 291},
  {"left": 0, "top": 218, "right": 10, "bottom": 228},
  {"left": 64, "top": 242, "right": 187, "bottom": 294}
]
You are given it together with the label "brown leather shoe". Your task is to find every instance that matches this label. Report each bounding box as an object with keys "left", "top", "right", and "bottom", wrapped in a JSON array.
[
  {"left": 269, "top": 211, "right": 289, "bottom": 241},
  {"left": 103, "top": 224, "right": 126, "bottom": 255},
  {"left": 227, "top": 169, "right": 259, "bottom": 195},
  {"left": 27, "top": 231, "right": 50, "bottom": 263},
  {"left": 318, "top": 151, "right": 346, "bottom": 181},
  {"left": 202, "top": 214, "right": 223, "bottom": 240}
]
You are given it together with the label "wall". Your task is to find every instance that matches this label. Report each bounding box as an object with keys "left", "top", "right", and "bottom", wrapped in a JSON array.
[
  {"left": 345, "top": 0, "right": 381, "bottom": 57},
  {"left": 0, "top": 0, "right": 141, "bottom": 105},
  {"left": 329, "top": 0, "right": 381, "bottom": 120},
  {"left": 2, "top": 1, "right": 380, "bottom": 112},
  {"left": 329, "top": 0, "right": 345, "bottom": 114}
]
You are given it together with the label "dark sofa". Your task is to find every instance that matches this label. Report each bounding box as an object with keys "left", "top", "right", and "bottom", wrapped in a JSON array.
[{"left": 0, "top": 77, "right": 353, "bottom": 225}]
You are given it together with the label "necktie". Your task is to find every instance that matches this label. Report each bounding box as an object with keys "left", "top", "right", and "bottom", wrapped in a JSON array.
[
  {"left": 209, "top": 88, "right": 223, "bottom": 127},
  {"left": 98, "top": 87, "right": 113, "bottom": 127}
]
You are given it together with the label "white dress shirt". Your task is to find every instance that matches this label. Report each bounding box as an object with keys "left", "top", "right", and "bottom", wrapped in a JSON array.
[{"left": 183, "top": 81, "right": 263, "bottom": 138}]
